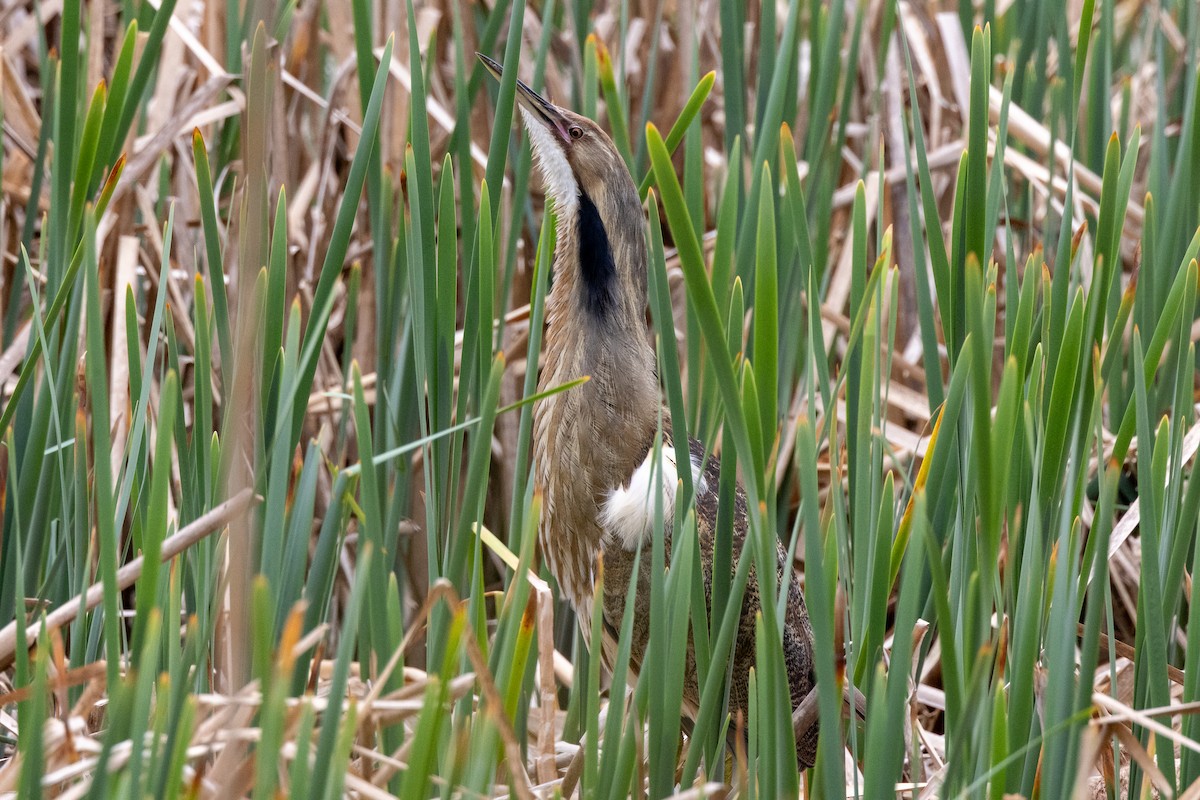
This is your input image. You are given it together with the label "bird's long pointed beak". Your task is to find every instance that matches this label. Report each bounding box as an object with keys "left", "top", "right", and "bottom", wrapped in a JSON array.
[{"left": 477, "top": 53, "right": 572, "bottom": 142}]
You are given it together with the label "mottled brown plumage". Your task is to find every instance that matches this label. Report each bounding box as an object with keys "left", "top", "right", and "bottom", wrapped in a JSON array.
[{"left": 480, "top": 54, "right": 819, "bottom": 768}]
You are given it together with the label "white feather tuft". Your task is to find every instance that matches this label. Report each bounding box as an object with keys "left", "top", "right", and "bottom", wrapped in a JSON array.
[
  {"left": 519, "top": 107, "right": 580, "bottom": 217},
  {"left": 599, "top": 446, "right": 709, "bottom": 551}
]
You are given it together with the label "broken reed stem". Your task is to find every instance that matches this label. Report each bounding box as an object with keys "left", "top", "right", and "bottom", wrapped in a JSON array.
[{"left": 0, "top": 488, "right": 258, "bottom": 669}]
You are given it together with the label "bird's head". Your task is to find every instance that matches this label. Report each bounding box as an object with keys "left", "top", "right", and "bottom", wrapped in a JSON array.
[{"left": 478, "top": 54, "right": 635, "bottom": 217}]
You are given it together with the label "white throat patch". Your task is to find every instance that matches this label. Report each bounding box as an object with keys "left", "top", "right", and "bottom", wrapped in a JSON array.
[
  {"left": 599, "top": 445, "right": 709, "bottom": 551},
  {"left": 520, "top": 106, "right": 580, "bottom": 219}
]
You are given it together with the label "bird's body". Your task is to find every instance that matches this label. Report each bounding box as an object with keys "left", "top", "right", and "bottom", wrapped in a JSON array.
[{"left": 481, "top": 54, "right": 818, "bottom": 768}]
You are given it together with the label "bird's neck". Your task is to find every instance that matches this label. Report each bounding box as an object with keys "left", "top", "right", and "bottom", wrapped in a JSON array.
[
  {"left": 554, "top": 187, "right": 649, "bottom": 333},
  {"left": 543, "top": 183, "right": 655, "bottom": 365},
  {"left": 535, "top": 184, "right": 661, "bottom": 499}
]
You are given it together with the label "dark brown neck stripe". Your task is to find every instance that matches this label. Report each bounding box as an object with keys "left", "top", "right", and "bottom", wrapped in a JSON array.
[{"left": 577, "top": 190, "right": 618, "bottom": 319}]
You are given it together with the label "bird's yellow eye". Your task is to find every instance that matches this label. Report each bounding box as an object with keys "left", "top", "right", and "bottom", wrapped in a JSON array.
[{"left": 569, "top": 126, "right": 584, "bottom": 140}]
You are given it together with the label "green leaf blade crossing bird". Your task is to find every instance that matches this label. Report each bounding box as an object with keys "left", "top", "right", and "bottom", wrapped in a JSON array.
[{"left": 479, "top": 53, "right": 819, "bottom": 768}]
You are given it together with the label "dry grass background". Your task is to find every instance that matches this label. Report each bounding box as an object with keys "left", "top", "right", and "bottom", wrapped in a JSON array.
[{"left": 0, "top": 0, "right": 1198, "bottom": 797}]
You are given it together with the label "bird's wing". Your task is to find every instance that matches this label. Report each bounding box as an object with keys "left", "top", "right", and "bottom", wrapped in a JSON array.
[
  {"left": 682, "top": 433, "right": 819, "bottom": 768},
  {"left": 593, "top": 422, "right": 819, "bottom": 768}
]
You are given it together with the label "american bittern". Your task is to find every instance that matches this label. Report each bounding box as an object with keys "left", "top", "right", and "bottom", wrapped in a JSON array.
[{"left": 480, "top": 54, "right": 819, "bottom": 768}]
